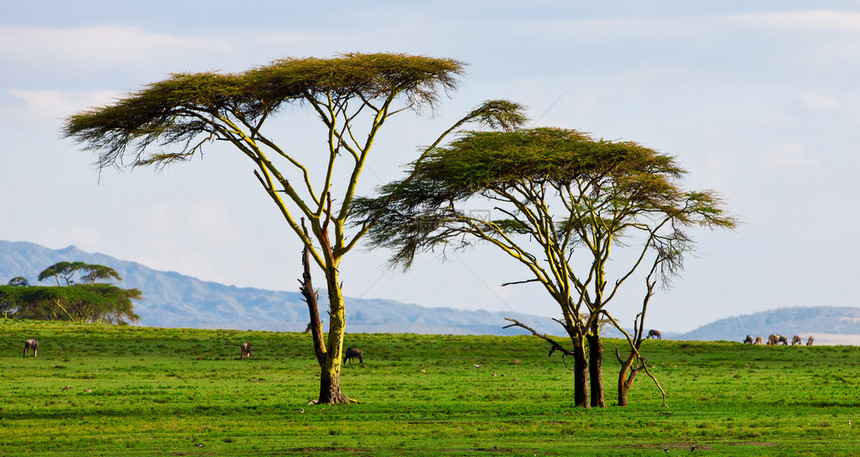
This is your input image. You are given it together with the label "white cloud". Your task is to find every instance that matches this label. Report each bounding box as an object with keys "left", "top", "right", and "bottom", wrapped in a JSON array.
[
  {"left": 731, "top": 10, "right": 860, "bottom": 31},
  {"left": 798, "top": 92, "right": 846, "bottom": 113},
  {"left": 8, "top": 89, "right": 119, "bottom": 123},
  {"left": 761, "top": 144, "right": 821, "bottom": 169},
  {"left": 0, "top": 26, "right": 228, "bottom": 67},
  {"left": 67, "top": 225, "right": 103, "bottom": 248},
  {"left": 0, "top": 25, "right": 357, "bottom": 76},
  {"left": 184, "top": 199, "right": 240, "bottom": 245}
]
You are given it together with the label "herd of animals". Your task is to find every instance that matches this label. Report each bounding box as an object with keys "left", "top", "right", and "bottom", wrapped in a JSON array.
[
  {"left": 743, "top": 334, "right": 814, "bottom": 346},
  {"left": 644, "top": 329, "right": 814, "bottom": 346}
]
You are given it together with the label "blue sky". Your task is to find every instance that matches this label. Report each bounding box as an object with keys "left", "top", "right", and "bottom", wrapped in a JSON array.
[{"left": 2, "top": 1, "right": 859, "bottom": 332}]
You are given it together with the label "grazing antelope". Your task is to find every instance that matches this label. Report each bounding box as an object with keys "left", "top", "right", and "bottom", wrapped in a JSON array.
[
  {"left": 647, "top": 329, "right": 662, "bottom": 340},
  {"left": 344, "top": 347, "right": 364, "bottom": 365},
  {"left": 23, "top": 339, "right": 38, "bottom": 357},
  {"left": 767, "top": 334, "right": 786, "bottom": 345},
  {"left": 791, "top": 335, "right": 802, "bottom": 346},
  {"left": 807, "top": 335, "right": 814, "bottom": 346},
  {"left": 240, "top": 342, "right": 252, "bottom": 359},
  {"left": 743, "top": 335, "right": 754, "bottom": 344},
  {"left": 754, "top": 336, "right": 764, "bottom": 345}
]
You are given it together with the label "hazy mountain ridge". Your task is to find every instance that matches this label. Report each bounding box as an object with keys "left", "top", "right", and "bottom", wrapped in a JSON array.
[
  {"left": 0, "top": 240, "right": 562, "bottom": 335},
  {"left": 676, "top": 306, "right": 860, "bottom": 342},
  {"left": 2, "top": 240, "right": 858, "bottom": 342}
]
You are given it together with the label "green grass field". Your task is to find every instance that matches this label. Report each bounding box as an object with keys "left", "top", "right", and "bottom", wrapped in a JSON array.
[{"left": 1, "top": 319, "right": 857, "bottom": 456}]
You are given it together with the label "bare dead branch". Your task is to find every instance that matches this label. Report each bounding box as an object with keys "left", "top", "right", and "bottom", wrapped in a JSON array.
[
  {"left": 500, "top": 278, "right": 541, "bottom": 287},
  {"left": 503, "top": 317, "right": 575, "bottom": 365},
  {"left": 300, "top": 218, "right": 327, "bottom": 366}
]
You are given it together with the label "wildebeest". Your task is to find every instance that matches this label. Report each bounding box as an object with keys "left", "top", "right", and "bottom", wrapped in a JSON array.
[
  {"left": 767, "top": 334, "right": 784, "bottom": 345},
  {"left": 754, "top": 336, "right": 764, "bottom": 345},
  {"left": 743, "top": 335, "right": 754, "bottom": 344},
  {"left": 791, "top": 335, "right": 802, "bottom": 346},
  {"left": 344, "top": 347, "right": 363, "bottom": 365},
  {"left": 23, "top": 338, "right": 39, "bottom": 357},
  {"left": 647, "top": 329, "right": 662, "bottom": 340},
  {"left": 807, "top": 335, "right": 814, "bottom": 346},
  {"left": 240, "top": 342, "right": 252, "bottom": 359}
]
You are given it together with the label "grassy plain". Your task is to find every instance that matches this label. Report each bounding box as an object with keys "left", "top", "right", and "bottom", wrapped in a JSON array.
[{"left": 0, "top": 319, "right": 857, "bottom": 456}]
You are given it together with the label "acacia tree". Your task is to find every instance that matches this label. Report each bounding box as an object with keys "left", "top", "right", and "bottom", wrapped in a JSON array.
[
  {"left": 1, "top": 262, "right": 140, "bottom": 323},
  {"left": 38, "top": 261, "right": 122, "bottom": 286},
  {"left": 354, "top": 127, "right": 735, "bottom": 408},
  {"left": 64, "top": 53, "right": 523, "bottom": 404},
  {"left": 3, "top": 284, "right": 142, "bottom": 324}
]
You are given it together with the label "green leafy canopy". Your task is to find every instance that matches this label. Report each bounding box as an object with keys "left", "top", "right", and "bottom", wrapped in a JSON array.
[{"left": 63, "top": 53, "right": 465, "bottom": 170}]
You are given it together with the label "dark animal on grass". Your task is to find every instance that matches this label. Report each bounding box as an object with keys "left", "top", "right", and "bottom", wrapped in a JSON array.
[
  {"left": 791, "top": 335, "right": 802, "bottom": 346},
  {"left": 240, "top": 342, "right": 252, "bottom": 359},
  {"left": 23, "top": 339, "right": 39, "bottom": 357},
  {"left": 807, "top": 335, "right": 814, "bottom": 346},
  {"left": 754, "top": 336, "right": 764, "bottom": 345},
  {"left": 344, "top": 347, "right": 363, "bottom": 365},
  {"left": 777, "top": 335, "right": 789, "bottom": 345},
  {"left": 743, "top": 335, "right": 753, "bottom": 344},
  {"left": 647, "top": 329, "right": 662, "bottom": 340}
]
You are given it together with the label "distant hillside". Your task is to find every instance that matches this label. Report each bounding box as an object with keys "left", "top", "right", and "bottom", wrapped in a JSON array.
[
  {"left": 676, "top": 306, "right": 860, "bottom": 342},
  {"left": 0, "top": 240, "right": 563, "bottom": 335},
  {"left": 5, "top": 240, "right": 858, "bottom": 342}
]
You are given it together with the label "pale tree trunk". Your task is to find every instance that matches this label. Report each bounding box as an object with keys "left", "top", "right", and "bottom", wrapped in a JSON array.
[
  {"left": 573, "top": 334, "right": 589, "bottom": 408},
  {"left": 318, "top": 263, "right": 351, "bottom": 404}
]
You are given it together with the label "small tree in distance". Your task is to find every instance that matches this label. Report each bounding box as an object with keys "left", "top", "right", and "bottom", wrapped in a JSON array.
[
  {"left": 0, "top": 261, "right": 141, "bottom": 324},
  {"left": 354, "top": 127, "right": 736, "bottom": 408},
  {"left": 64, "top": 53, "right": 525, "bottom": 404}
]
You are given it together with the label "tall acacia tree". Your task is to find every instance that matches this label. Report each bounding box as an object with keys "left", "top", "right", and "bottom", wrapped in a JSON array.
[
  {"left": 64, "top": 53, "right": 522, "bottom": 404},
  {"left": 354, "top": 127, "right": 736, "bottom": 408}
]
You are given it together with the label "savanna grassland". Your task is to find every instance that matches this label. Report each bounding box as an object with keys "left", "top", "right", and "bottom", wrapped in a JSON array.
[{"left": 1, "top": 319, "right": 857, "bottom": 456}]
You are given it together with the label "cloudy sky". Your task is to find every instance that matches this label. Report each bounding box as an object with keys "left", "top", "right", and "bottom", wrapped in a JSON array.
[{"left": 2, "top": 1, "right": 859, "bottom": 332}]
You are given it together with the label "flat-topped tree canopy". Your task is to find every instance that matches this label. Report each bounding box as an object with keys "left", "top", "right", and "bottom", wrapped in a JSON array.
[
  {"left": 363, "top": 127, "right": 690, "bottom": 214},
  {"left": 422, "top": 128, "right": 682, "bottom": 188},
  {"left": 63, "top": 53, "right": 465, "bottom": 169},
  {"left": 354, "top": 126, "right": 735, "bottom": 272},
  {"left": 247, "top": 53, "right": 464, "bottom": 108}
]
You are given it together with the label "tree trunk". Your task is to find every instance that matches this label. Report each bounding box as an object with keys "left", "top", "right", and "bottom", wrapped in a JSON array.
[
  {"left": 616, "top": 350, "right": 637, "bottom": 407},
  {"left": 587, "top": 331, "right": 605, "bottom": 408},
  {"left": 573, "top": 335, "right": 589, "bottom": 408},
  {"left": 299, "top": 219, "right": 352, "bottom": 404},
  {"left": 617, "top": 368, "right": 637, "bottom": 406},
  {"left": 317, "top": 262, "right": 352, "bottom": 404}
]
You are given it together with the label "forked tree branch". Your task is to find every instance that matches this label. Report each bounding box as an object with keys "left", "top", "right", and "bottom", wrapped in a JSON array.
[{"left": 503, "top": 317, "right": 575, "bottom": 369}]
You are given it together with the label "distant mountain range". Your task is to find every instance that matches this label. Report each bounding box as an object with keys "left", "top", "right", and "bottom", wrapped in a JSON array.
[
  {"left": 673, "top": 306, "right": 860, "bottom": 344},
  {"left": 2, "top": 240, "right": 858, "bottom": 343},
  {"left": 0, "top": 240, "right": 562, "bottom": 335}
]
